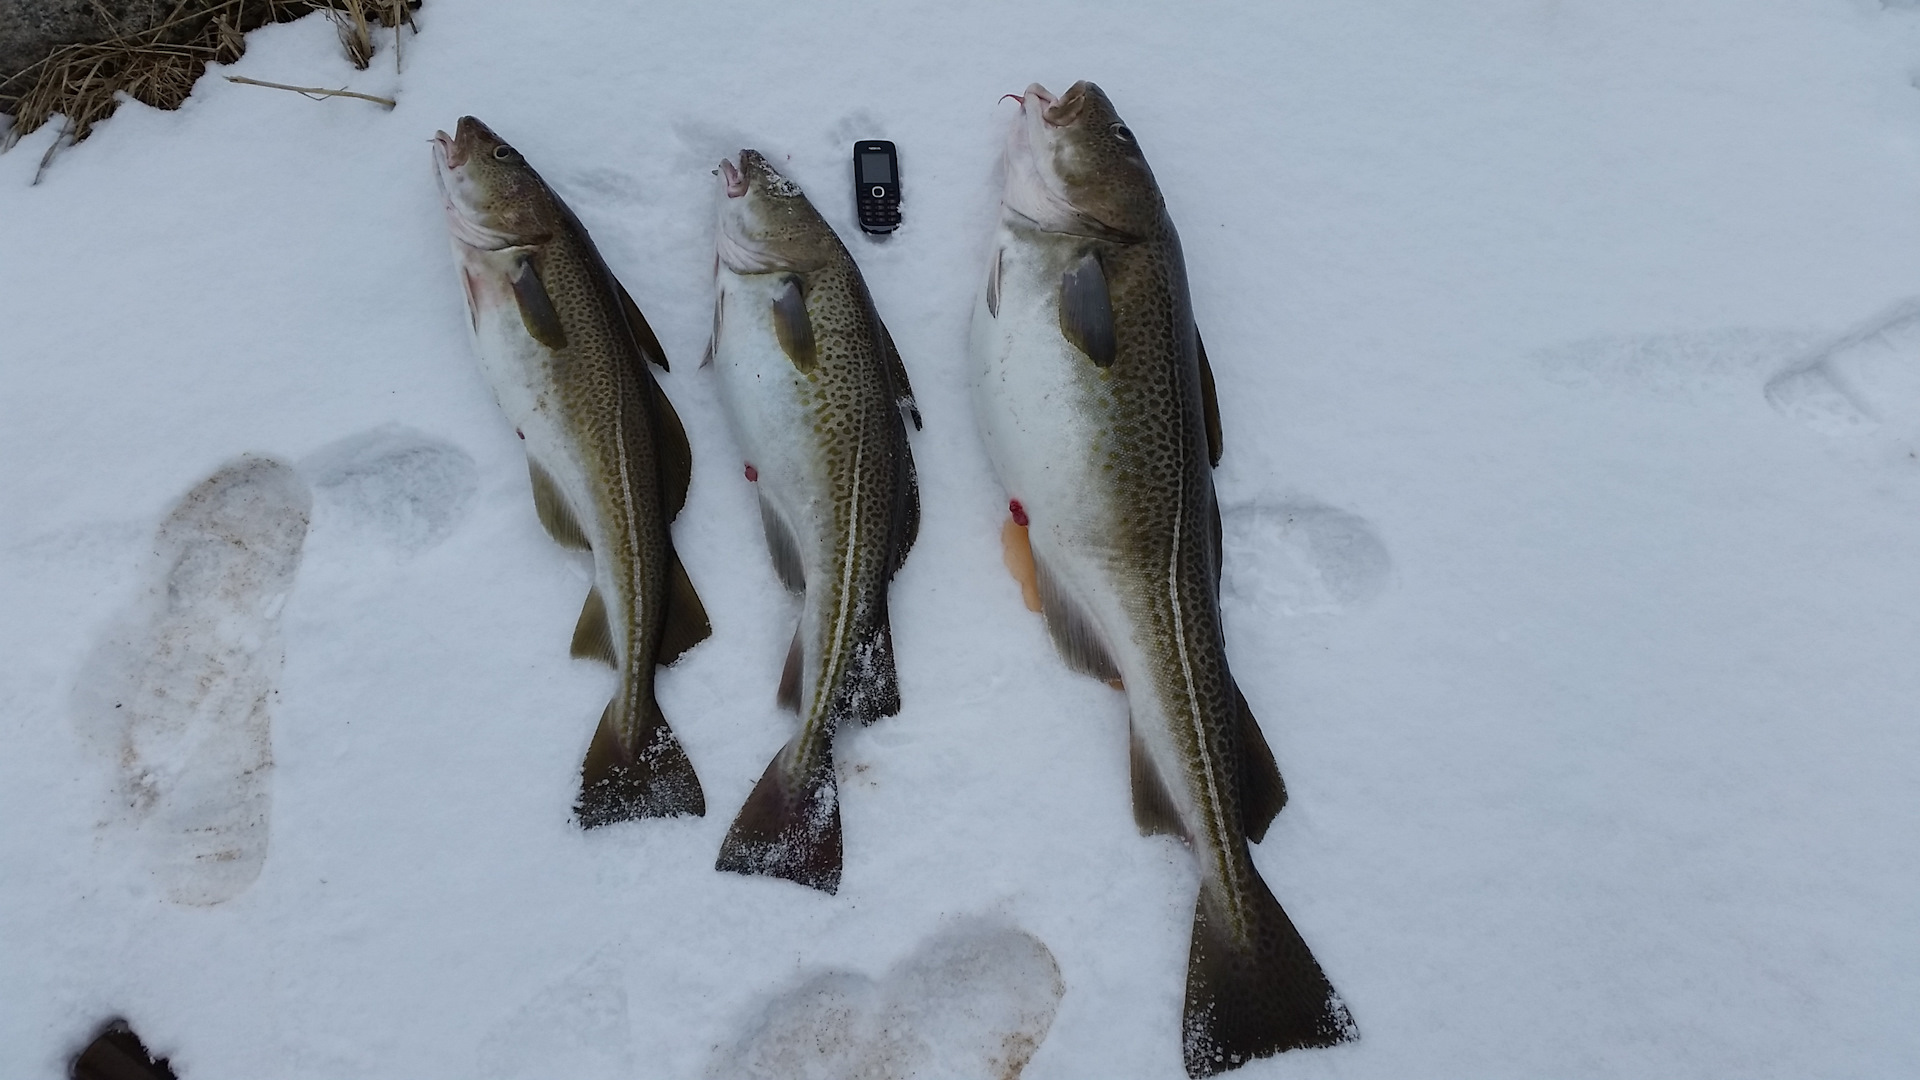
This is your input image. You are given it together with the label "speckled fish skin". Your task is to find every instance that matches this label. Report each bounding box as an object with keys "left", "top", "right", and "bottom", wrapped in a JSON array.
[
  {"left": 708, "top": 150, "right": 919, "bottom": 895},
  {"left": 433, "top": 116, "right": 710, "bottom": 827},
  {"left": 969, "top": 82, "right": 1356, "bottom": 1075}
]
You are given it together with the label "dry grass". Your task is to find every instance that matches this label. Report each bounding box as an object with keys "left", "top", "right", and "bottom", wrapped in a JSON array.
[{"left": 0, "top": 0, "right": 417, "bottom": 172}]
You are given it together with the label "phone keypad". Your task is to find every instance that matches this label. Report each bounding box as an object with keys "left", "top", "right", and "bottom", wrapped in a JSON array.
[{"left": 858, "top": 191, "right": 901, "bottom": 231}]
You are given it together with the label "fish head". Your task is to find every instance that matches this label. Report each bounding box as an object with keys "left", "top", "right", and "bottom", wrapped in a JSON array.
[
  {"left": 1003, "top": 81, "right": 1161, "bottom": 241},
  {"left": 433, "top": 116, "right": 559, "bottom": 250},
  {"left": 715, "top": 150, "right": 835, "bottom": 274}
]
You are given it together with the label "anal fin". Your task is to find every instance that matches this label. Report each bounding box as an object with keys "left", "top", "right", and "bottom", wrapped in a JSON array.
[
  {"left": 776, "top": 624, "right": 802, "bottom": 712},
  {"left": 1033, "top": 549, "right": 1121, "bottom": 682},
  {"left": 1237, "top": 682, "right": 1288, "bottom": 843},
  {"left": 1131, "top": 722, "right": 1188, "bottom": 839},
  {"left": 759, "top": 493, "right": 805, "bottom": 592},
  {"left": 571, "top": 587, "right": 616, "bottom": 666},
  {"left": 528, "top": 459, "right": 591, "bottom": 551}
]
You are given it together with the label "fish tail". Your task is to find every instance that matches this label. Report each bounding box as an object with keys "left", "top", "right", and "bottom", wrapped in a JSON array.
[
  {"left": 715, "top": 734, "right": 842, "bottom": 894},
  {"left": 574, "top": 689, "right": 705, "bottom": 827},
  {"left": 1182, "top": 868, "right": 1357, "bottom": 1076}
]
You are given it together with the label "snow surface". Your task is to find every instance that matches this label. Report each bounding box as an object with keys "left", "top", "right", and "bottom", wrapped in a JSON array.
[{"left": 5, "top": 1, "right": 1920, "bottom": 1077}]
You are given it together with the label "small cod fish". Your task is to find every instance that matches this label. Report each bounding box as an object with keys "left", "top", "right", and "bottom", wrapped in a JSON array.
[
  {"left": 970, "top": 83, "right": 1357, "bottom": 1075},
  {"left": 434, "top": 116, "right": 711, "bottom": 826},
  {"left": 708, "top": 150, "right": 920, "bottom": 894}
]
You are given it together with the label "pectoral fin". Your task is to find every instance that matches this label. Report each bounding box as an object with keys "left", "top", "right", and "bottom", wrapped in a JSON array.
[
  {"left": 617, "top": 279, "right": 670, "bottom": 370},
  {"left": 528, "top": 459, "right": 591, "bottom": 550},
  {"left": 1059, "top": 251, "right": 1115, "bottom": 367},
  {"left": 511, "top": 255, "right": 568, "bottom": 350},
  {"left": 771, "top": 275, "right": 817, "bottom": 372},
  {"left": 1197, "top": 328, "right": 1222, "bottom": 466},
  {"left": 986, "top": 248, "right": 1002, "bottom": 318}
]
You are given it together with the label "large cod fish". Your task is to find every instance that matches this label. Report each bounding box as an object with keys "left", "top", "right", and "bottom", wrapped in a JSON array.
[
  {"left": 970, "top": 83, "right": 1357, "bottom": 1075},
  {"left": 708, "top": 150, "right": 920, "bottom": 894},
  {"left": 434, "top": 116, "right": 711, "bottom": 826}
]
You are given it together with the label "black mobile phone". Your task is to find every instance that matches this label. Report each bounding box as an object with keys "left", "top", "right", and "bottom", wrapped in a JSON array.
[{"left": 854, "top": 140, "right": 901, "bottom": 234}]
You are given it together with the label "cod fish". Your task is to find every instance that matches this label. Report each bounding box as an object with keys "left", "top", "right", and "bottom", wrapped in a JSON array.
[
  {"left": 708, "top": 150, "right": 920, "bottom": 894},
  {"left": 969, "top": 83, "right": 1357, "bottom": 1075},
  {"left": 434, "top": 116, "right": 711, "bottom": 826}
]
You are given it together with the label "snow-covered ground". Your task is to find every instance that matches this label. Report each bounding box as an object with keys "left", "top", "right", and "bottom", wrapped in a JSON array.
[{"left": 6, "top": 1, "right": 1920, "bottom": 1076}]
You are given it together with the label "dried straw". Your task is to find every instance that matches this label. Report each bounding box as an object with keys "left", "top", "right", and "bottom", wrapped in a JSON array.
[{"left": 0, "top": 0, "right": 417, "bottom": 171}]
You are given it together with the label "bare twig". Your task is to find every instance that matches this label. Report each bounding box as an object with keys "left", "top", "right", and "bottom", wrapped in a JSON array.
[{"left": 224, "top": 75, "right": 394, "bottom": 107}]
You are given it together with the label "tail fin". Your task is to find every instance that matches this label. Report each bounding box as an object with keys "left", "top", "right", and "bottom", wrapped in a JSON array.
[
  {"left": 715, "top": 735, "right": 841, "bottom": 894},
  {"left": 1182, "top": 873, "right": 1357, "bottom": 1077},
  {"left": 575, "top": 694, "right": 705, "bottom": 827}
]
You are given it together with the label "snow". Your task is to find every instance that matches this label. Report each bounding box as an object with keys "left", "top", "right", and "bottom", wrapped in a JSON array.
[{"left": 5, "top": 0, "right": 1920, "bottom": 1076}]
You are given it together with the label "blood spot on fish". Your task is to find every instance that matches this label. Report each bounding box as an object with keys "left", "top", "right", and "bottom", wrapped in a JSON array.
[
  {"left": 745, "top": 463, "right": 759, "bottom": 482},
  {"left": 516, "top": 429, "right": 525, "bottom": 440},
  {"left": 1009, "top": 500, "right": 1029, "bottom": 527}
]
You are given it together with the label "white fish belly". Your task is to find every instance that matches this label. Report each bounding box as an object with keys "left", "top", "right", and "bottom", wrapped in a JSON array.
[
  {"left": 969, "top": 219, "right": 1220, "bottom": 866},
  {"left": 711, "top": 268, "right": 842, "bottom": 710},
  {"left": 455, "top": 244, "right": 633, "bottom": 655}
]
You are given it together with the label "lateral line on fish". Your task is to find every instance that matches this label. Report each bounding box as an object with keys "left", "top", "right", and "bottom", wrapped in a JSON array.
[
  {"left": 817, "top": 423, "right": 867, "bottom": 737},
  {"left": 611, "top": 375, "right": 646, "bottom": 738},
  {"left": 1168, "top": 472, "right": 1245, "bottom": 928}
]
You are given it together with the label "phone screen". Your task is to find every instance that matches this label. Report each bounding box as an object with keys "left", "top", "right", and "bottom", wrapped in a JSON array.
[{"left": 859, "top": 151, "right": 894, "bottom": 185}]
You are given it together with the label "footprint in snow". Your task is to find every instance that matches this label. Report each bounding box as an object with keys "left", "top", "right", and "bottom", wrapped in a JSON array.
[
  {"left": 1766, "top": 298, "right": 1920, "bottom": 441},
  {"left": 710, "top": 922, "right": 1064, "bottom": 1080},
  {"left": 1534, "top": 327, "right": 1816, "bottom": 403},
  {"left": 299, "top": 425, "right": 477, "bottom": 555},
  {"left": 476, "top": 952, "right": 634, "bottom": 1080},
  {"left": 1221, "top": 501, "right": 1391, "bottom": 618},
  {"left": 71, "top": 456, "right": 311, "bottom": 905}
]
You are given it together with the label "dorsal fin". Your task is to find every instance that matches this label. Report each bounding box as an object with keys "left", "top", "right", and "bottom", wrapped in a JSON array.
[
  {"left": 1032, "top": 549, "right": 1120, "bottom": 681},
  {"left": 1130, "top": 721, "right": 1187, "bottom": 838},
  {"left": 570, "top": 587, "right": 616, "bottom": 666},
  {"left": 771, "top": 275, "right": 817, "bottom": 372},
  {"left": 511, "top": 254, "right": 568, "bottom": 350},
  {"left": 873, "top": 308, "right": 922, "bottom": 430},
  {"left": 528, "top": 459, "right": 591, "bottom": 550},
  {"left": 890, "top": 432, "right": 919, "bottom": 574},
  {"left": 1236, "top": 682, "right": 1288, "bottom": 842},
  {"left": 758, "top": 493, "right": 805, "bottom": 592},
  {"left": 655, "top": 550, "right": 711, "bottom": 665},
  {"left": 1059, "top": 251, "right": 1115, "bottom": 367},
  {"left": 617, "top": 279, "right": 670, "bottom": 371},
  {"left": 1197, "top": 328, "right": 1222, "bottom": 466},
  {"left": 650, "top": 383, "right": 693, "bottom": 519}
]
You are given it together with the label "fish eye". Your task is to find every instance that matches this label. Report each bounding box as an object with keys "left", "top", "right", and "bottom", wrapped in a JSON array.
[
  {"left": 493, "top": 145, "right": 516, "bottom": 160},
  {"left": 1110, "top": 123, "right": 1135, "bottom": 144}
]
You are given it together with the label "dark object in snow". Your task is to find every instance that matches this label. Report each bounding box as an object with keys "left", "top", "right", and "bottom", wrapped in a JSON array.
[
  {"left": 70, "top": 1020, "right": 178, "bottom": 1080},
  {"left": 0, "top": 0, "right": 418, "bottom": 168}
]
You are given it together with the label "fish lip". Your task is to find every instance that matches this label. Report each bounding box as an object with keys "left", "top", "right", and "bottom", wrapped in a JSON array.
[
  {"left": 433, "top": 128, "right": 465, "bottom": 169},
  {"left": 719, "top": 156, "right": 747, "bottom": 198}
]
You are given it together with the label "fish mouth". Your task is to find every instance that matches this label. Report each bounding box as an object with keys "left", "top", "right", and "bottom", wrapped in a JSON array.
[
  {"left": 719, "top": 156, "right": 747, "bottom": 198},
  {"left": 433, "top": 128, "right": 465, "bottom": 169},
  {"left": 1040, "top": 82, "right": 1087, "bottom": 128}
]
